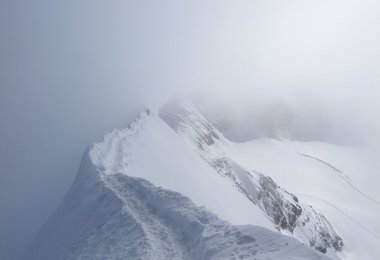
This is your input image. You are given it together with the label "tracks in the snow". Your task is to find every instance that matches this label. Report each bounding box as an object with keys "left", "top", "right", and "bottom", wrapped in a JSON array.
[
  {"left": 295, "top": 193, "right": 380, "bottom": 239},
  {"left": 298, "top": 152, "right": 380, "bottom": 207},
  {"left": 102, "top": 174, "right": 189, "bottom": 260}
]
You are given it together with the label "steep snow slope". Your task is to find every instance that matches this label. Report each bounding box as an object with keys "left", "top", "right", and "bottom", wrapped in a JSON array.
[
  {"left": 159, "top": 100, "right": 344, "bottom": 258},
  {"left": 227, "top": 138, "right": 380, "bottom": 260},
  {"left": 90, "top": 110, "right": 273, "bottom": 228},
  {"left": 22, "top": 143, "right": 329, "bottom": 260}
]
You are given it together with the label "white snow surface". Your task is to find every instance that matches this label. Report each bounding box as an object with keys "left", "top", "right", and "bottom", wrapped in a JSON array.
[
  {"left": 90, "top": 110, "right": 273, "bottom": 229},
  {"left": 227, "top": 138, "right": 380, "bottom": 260},
  {"left": 159, "top": 101, "right": 345, "bottom": 258},
  {"left": 24, "top": 101, "right": 380, "bottom": 260},
  {"left": 22, "top": 143, "right": 328, "bottom": 260}
]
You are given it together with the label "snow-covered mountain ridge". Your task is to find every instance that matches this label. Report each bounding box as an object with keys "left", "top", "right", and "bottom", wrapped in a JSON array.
[
  {"left": 159, "top": 101, "right": 344, "bottom": 255},
  {"left": 23, "top": 100, "right": 380, "bottom": 260},
  {"left": 22, "top": 116, "right": 328, "bottom": 260}
]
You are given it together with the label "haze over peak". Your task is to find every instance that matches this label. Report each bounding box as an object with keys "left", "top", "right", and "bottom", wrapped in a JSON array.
[{"left": 1, "top": 1, "right": 380, "bottom": 259}]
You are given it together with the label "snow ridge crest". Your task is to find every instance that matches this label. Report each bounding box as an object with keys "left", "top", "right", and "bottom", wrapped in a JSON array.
[{"left": 85, "top": 99, "right": 343, "bottom": 257}]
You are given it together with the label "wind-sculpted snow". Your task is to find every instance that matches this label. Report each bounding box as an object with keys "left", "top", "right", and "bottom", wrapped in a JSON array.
[
  {"left": 159, "top": 100, "right": 344, "bottom": 256},
  {"left": 23, "top": 150, "right": 329, "bottom": 260}
]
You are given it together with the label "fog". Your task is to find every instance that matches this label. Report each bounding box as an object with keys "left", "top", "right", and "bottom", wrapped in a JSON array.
[{"left": 1, "top": 0, "right": 379, "bottom": 259}]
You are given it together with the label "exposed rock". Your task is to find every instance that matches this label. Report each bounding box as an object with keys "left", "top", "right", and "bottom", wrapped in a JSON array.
[{"left": 159, "top": 100, "right": 344, "bottom": 254}]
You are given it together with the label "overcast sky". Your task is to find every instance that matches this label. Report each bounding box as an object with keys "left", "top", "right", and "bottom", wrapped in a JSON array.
[{"left": 1, "top": 0, "right": 380, "bottom": 259}]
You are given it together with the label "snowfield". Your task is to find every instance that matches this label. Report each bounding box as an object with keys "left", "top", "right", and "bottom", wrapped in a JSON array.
[
  {"left": 23, "top": 100, "right": 380, "bottom": 260},
  {"left": 227, "top": 138, "right": 380, "bottom": 260}
]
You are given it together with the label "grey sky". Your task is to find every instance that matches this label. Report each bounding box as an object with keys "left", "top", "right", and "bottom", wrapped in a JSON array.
[{"left": 1, "top": 1, "right": 380, "bottom": 259}]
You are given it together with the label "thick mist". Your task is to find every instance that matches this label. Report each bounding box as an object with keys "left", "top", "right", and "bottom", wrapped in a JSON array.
[{"left": 1, "top": 0, "right": 380, "bottom": 259}]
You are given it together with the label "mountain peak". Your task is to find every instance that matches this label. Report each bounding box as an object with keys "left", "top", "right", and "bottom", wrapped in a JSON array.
[
  {"left": 24, "top": 99, "right": 380, "bottom": 259},
  {"left": 160, "top": 99, "right": 344, "bottom": 255}
]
